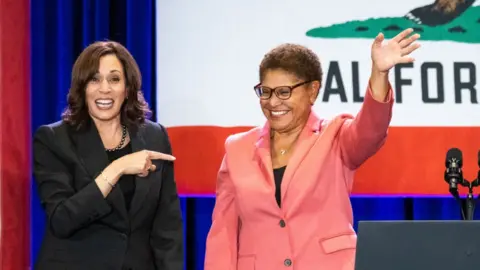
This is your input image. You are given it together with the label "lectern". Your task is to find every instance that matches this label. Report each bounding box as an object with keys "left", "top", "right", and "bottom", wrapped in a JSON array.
[{"left": 355, "top": 221, "right": 480, "bottom": 270}]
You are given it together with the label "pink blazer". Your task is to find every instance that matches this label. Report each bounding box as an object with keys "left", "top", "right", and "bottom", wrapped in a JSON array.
[{"left": 204, "top": 86, "right": 394, "bottom": 270}]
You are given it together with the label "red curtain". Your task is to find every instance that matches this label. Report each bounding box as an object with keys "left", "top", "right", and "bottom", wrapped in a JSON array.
[{"left": 0, "top": 0, "right": 30, "bottom": 269}]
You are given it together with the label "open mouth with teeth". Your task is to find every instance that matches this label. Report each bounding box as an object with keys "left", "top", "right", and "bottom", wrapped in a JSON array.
[
  {"left": 95, "top": 98, "right": 114, "bottom": 110},
  {"left": 270, "top": 110, "right": 289, "bottom": 118}
]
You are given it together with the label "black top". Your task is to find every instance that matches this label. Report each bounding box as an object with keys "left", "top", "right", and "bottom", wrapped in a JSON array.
[
  {"left": 106, "top": 142, "right": 135, "bottom": 211},
  {"left": 32, "top": 119, "right": 184, "bottom": 270},
  {"left": 273, "top": 166, "right": 286, "bottom": 207}
]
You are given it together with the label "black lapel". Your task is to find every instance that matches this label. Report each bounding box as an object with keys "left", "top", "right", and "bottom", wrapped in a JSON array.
[
  {"left": 128, "top": 125, "right": 155, "bottom": 218},
  {"left": 70, "top": 122, "right": 129, "bottom": 221}
]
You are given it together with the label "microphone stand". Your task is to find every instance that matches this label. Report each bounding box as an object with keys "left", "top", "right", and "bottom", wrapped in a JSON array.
[
  {"left": 465, "top": 177, "right": 480, "bottom": 221},
  {"left": 465, "top": 181, "right": 475, "bottom": 221},
  {"left": 446, "top": 166, "right": 467, "bottom": 219},
  {"left": 458, "top": 178, "right": 479, "bottom": 221},
  {"left": 445, "top": 156, "right": 479, "bottom": 220}
]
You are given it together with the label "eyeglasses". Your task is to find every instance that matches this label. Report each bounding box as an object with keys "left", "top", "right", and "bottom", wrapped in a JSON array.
[{"left": 253, "top": 80, "right": 312, "bottom": 100}]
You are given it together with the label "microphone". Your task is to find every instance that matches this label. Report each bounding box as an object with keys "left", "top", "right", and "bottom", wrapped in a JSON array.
[
  {"left": 463, "top": 150, "right": 480, "bottom": 220},
  {"left": 443, "top": 148, "right": 479, "bottom": 220},
  {"left": 444, "top": 148, "right": 466, "bottom": 196},
  {"left": 470, "top": 150, "right": 480, "bottom": 188}
]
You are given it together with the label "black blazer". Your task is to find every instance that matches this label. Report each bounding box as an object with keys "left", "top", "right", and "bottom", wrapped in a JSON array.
[{"left": 32, "top": 119, "right": 184, "bottom": 270}]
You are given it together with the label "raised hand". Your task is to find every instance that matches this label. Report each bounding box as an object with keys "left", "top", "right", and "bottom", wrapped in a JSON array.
[
  {"left": 117, "top": 150, "right": 176, "bottom": 177},
  {"left": 371, "top": 28, "right": 421, "bottom": 73}
]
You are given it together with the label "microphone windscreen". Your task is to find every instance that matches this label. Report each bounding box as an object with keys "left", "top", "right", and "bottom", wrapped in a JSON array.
[{"left": 446, "top": 148, "right": 463, "bottom": 167}]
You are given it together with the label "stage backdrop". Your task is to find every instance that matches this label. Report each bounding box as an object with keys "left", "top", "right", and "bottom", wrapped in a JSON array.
[{"left": 157, "top": 0, "right": 480, "bottom": 196}]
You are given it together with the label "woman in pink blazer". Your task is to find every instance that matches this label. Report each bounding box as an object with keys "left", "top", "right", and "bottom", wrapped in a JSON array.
[{"left": 204, "top": 29, "right": 421, "bottom": 270}]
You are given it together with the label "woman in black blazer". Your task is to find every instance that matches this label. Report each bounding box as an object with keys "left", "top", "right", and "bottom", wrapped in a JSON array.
[{"left": 32, "top": 41, "right": 184, "bottom": 270}]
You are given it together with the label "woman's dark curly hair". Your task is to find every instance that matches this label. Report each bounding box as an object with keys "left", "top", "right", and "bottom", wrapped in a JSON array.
[
  {"left": 259, "top": 43, "right": 323, "bottom": 86},
  {"left": 62, "top": 41, "right": 151, "bottom": 130}
]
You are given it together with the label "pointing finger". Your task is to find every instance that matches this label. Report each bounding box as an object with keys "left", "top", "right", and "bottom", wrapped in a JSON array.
[{"left": 147, "top": 150, "right": 176, "bottom": 161}]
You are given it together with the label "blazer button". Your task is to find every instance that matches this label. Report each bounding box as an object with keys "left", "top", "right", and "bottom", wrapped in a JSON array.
[
  {"left": 279, "top": 219, "right": 286, "bottom": 228},
  {"left": 284, "top": 258, "right": 292, "bottom": 266}
]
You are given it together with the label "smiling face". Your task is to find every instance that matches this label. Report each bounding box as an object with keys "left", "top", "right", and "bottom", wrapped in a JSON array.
[
  {"left": 85, "top": 54, "right": 127, "bottom": 124},
  {"left": 259, "top": 69, "right": 319, "bottom": 133}
]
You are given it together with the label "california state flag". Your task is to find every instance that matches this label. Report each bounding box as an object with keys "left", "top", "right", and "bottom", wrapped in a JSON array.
[{"left": 156, "top": 0, "right": 480, "bottom": 196}]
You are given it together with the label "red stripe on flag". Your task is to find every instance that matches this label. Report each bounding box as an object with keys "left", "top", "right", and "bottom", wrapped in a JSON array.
[
  {"left": 0, "top": 0, "right": 30, "bottom": 269},
  {"left": 168, "top": 126, "right": 480, "bottom": 196}
]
